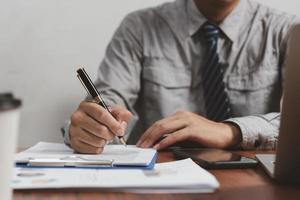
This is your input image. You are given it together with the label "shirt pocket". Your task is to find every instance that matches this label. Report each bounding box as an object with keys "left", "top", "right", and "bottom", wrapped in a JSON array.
[
  {"left": 142, "top": 65, "right": 191, "bottom": 88},
  {"left": 141, "top": 58, "right": 192, "bottom": 121},
  {"left": 227, "top": 68, "right": 281, "bottom": 116}
]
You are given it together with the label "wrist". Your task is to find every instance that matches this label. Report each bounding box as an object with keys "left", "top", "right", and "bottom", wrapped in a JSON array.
[{"left": 219, "top": 122, "right": 242, "bottom": 148}]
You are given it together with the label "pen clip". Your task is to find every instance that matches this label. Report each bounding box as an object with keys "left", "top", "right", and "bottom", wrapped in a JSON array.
[
  {"left": 27, "top": 157, "right": 114, "bottom": 167},
  {"left": 77, "top": 74, "right": 90, "bottom": 95}
]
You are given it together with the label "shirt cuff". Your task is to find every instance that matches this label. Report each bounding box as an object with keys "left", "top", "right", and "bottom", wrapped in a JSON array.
[
  {"left": 225, "top": 114, "right": 279, "bottom": 150},
  {"left": 61, "top": 120, "right": 71, "bottom": 146}
]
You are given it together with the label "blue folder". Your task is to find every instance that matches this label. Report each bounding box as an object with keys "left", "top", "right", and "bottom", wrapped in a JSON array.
[{"left": 16, "top": 152, "right": 157, "bottom": 170}]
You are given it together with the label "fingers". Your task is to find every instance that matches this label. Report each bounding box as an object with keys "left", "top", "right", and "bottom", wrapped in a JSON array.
[
  {"left": 136, "top": 116, "right": 176, "bottom": 148},
  {"left": 110, "top": 105, "right": 132, "bottom": 123},
  {"left": 69, "top": 124, "right": 107, "bottom": 154},
  {"left": 71, "top": 111, "right": 115, "bottom": 140},
  {"left": 77, "top": 129, "right": 107, "bottom": 148},
  {"left": 69, "top": 102, "right": 133, "bottom": 154},
  {"left": 109, "top": 105, "right": 133, "bottom": 135},
  {"left": 137, "top": 116, "right": 187, "bottom": 148},
  {"left": 71, "top": 137, "right": 104, "bottom": 154},
  {"left": 78, "top": 102, "right": 124, "bottom": 136},
  {"left": 153, "top": 130, "right": 190, "bottom": 150}
]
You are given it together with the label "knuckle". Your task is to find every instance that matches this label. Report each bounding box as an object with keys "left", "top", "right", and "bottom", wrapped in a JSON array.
[
  {"left": 154, "top": 122, "right": 166, "bottom": 132},
  {"left": 176, "top": 110, "right": 189, "bottom": 116},
  {"left": 69, "top": 126, "right": 78, "bottom": 138},
  {"left": 182, "top": 110, "right": 190, "bottom": 116},
  {"left": 98, "top": 125, "right": 109, "bottom": 134},
  {"left": 158, "top": 124, "right": 166, "bottom": 132},
  {"left": 98, "top": 126, "right": 114, "bottom": 140},
  {"left": 98, "top": 139, "right": 106, "bottom": 147},
  {"left": 177, "top": 110, "right": 192, "bottom": 122},
  {"left": 99, "top": 125, "right": 114, "bottom": 137},
  {"left": 70, "top": 138, "right": 80, "bottom": 151},
  {"left": 94, "top": 123, "right": 103, "bottom": 132},
  {"left": 91, "top": 138, "right": 106, "bottom": 148},
  {"left": 126, "top": 110, "right": 133, "bottom": 119},
  {"left": 107, "top": 133, "right": 115, "bottom": 140},
  {"left": 70, "top": 112, "right": 82, "bottom": 126},
  {"left": 175, "top": 109, "right": 184, "bottom": 115},
  {"left": 111, "top": 123, "right": 120, "bottom": 133},
  {"left": 153, "top": 121, "right": 160, "bottom": 128},
  {"left": 97, "top": 110, "right": 104, "bottom": 119},
  {"left": 186, "top": 113, "right": 194, "bottom": 123},
  {"left": 121, "top": 109, "right": 132, "bottom": 118},
  {"left": 95, "top": 147, "right": 104, "bottom": 154},
  {"left": 78, "top": 101, "right": 87, "bottom": 110}
]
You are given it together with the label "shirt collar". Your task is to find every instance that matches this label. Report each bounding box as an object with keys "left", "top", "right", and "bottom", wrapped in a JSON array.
[
  {"left": 187, "top": 0, "right": 250, "bottom": 42},
  {"left": 156, "top": 0, "right": 190, "bottom": 41},
  {"left": 187, "top": 0, "right": 207, "bottom": 36},
  {"left": 219, "top": 0, "right": 248, "bottom": 42}
]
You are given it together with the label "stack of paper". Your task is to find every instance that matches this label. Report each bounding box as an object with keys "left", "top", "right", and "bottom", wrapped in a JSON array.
[
  {"left": 13, "top": 142, "right": 219, "bottom": 193},
  {"left": 12, "top": 159, "right": 219, "bottom": 193}
]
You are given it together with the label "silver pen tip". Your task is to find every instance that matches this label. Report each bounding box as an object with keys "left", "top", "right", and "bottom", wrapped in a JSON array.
[{"left": 119, "top": 137, "right": 127, "bottom": 146}]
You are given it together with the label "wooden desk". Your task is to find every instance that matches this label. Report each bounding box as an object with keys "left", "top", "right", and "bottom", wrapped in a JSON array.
[{"left": 13, "top": 151, "right": 300, "bottom": 200}]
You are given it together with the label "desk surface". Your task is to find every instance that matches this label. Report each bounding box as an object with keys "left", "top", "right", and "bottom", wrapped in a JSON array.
[{"left": 13, "top": 151, "right": 300, "bottom": 200}]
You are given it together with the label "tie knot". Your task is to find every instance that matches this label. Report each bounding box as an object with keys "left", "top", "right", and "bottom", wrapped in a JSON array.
[{"left": 203, "top": 22, "right": 219, "bottom": 43}]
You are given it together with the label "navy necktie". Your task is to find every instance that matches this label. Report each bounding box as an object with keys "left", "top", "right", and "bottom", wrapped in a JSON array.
[{"left": 202, "top": 22, "right": 232, "bottom": 121}]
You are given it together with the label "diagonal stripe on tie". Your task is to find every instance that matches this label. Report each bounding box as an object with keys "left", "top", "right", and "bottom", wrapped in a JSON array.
[{"left": 201, "top": 22, "right": 232, "bottom": 121}]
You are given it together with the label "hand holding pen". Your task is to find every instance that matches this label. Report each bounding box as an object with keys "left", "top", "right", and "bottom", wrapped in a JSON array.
[{"left": 68, "top": 68, "right": 132, "bottom": 154}]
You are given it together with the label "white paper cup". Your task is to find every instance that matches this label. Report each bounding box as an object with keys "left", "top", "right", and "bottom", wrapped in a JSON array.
[{"left": 0, "top": 93, "right": 21, "bottom": 200}]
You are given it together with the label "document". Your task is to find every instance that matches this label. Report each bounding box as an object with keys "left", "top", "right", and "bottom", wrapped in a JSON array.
[
  {"left": 12, "top": 159, "right": 219, "bottom": 193},
  {"left": 15, "top": 142, "right": 157, "bottom": 168}
]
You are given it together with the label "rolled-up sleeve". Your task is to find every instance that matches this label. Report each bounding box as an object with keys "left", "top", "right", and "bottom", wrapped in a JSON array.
[
  {"left": 226, "top": 113, "right": 280, "bottom": 150},
  {"left": 61, "top": 120, "right": 71, "bottom": 146},
  {"left": 225, "top": 18, "right": 300, "bottom": 151}
]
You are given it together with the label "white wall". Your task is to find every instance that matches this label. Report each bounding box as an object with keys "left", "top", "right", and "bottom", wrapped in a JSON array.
[
  {"left": 0, "top": 0, "right": 167, "bottom": 148},
  {"left": 0, "top": 0, "right": 299, "bottom": 148}
]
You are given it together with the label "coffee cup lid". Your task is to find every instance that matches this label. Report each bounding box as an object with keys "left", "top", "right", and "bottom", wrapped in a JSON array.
[{"left": 0, "top": 93, "right": 22, "bottom": 111}]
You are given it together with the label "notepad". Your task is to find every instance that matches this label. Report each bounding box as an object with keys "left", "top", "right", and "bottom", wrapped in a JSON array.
[
  {"left": 12, "top": 159, "right": 219, "bottom": 193},
  {"left": 15, "top": 142, "right": 157, "bottom": 169}
]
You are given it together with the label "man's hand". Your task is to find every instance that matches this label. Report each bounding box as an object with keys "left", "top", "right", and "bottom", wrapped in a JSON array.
[
  {"left": 136, "top": 110, "right": 241, "bottom": 150},
  {"left": 69, "top": 102, "right": 132, "bottom": 154}
]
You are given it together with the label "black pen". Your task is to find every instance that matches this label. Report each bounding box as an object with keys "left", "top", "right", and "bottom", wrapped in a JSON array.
[{"left": 76, "top": 67, "right": 127, "bottom": 146}]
